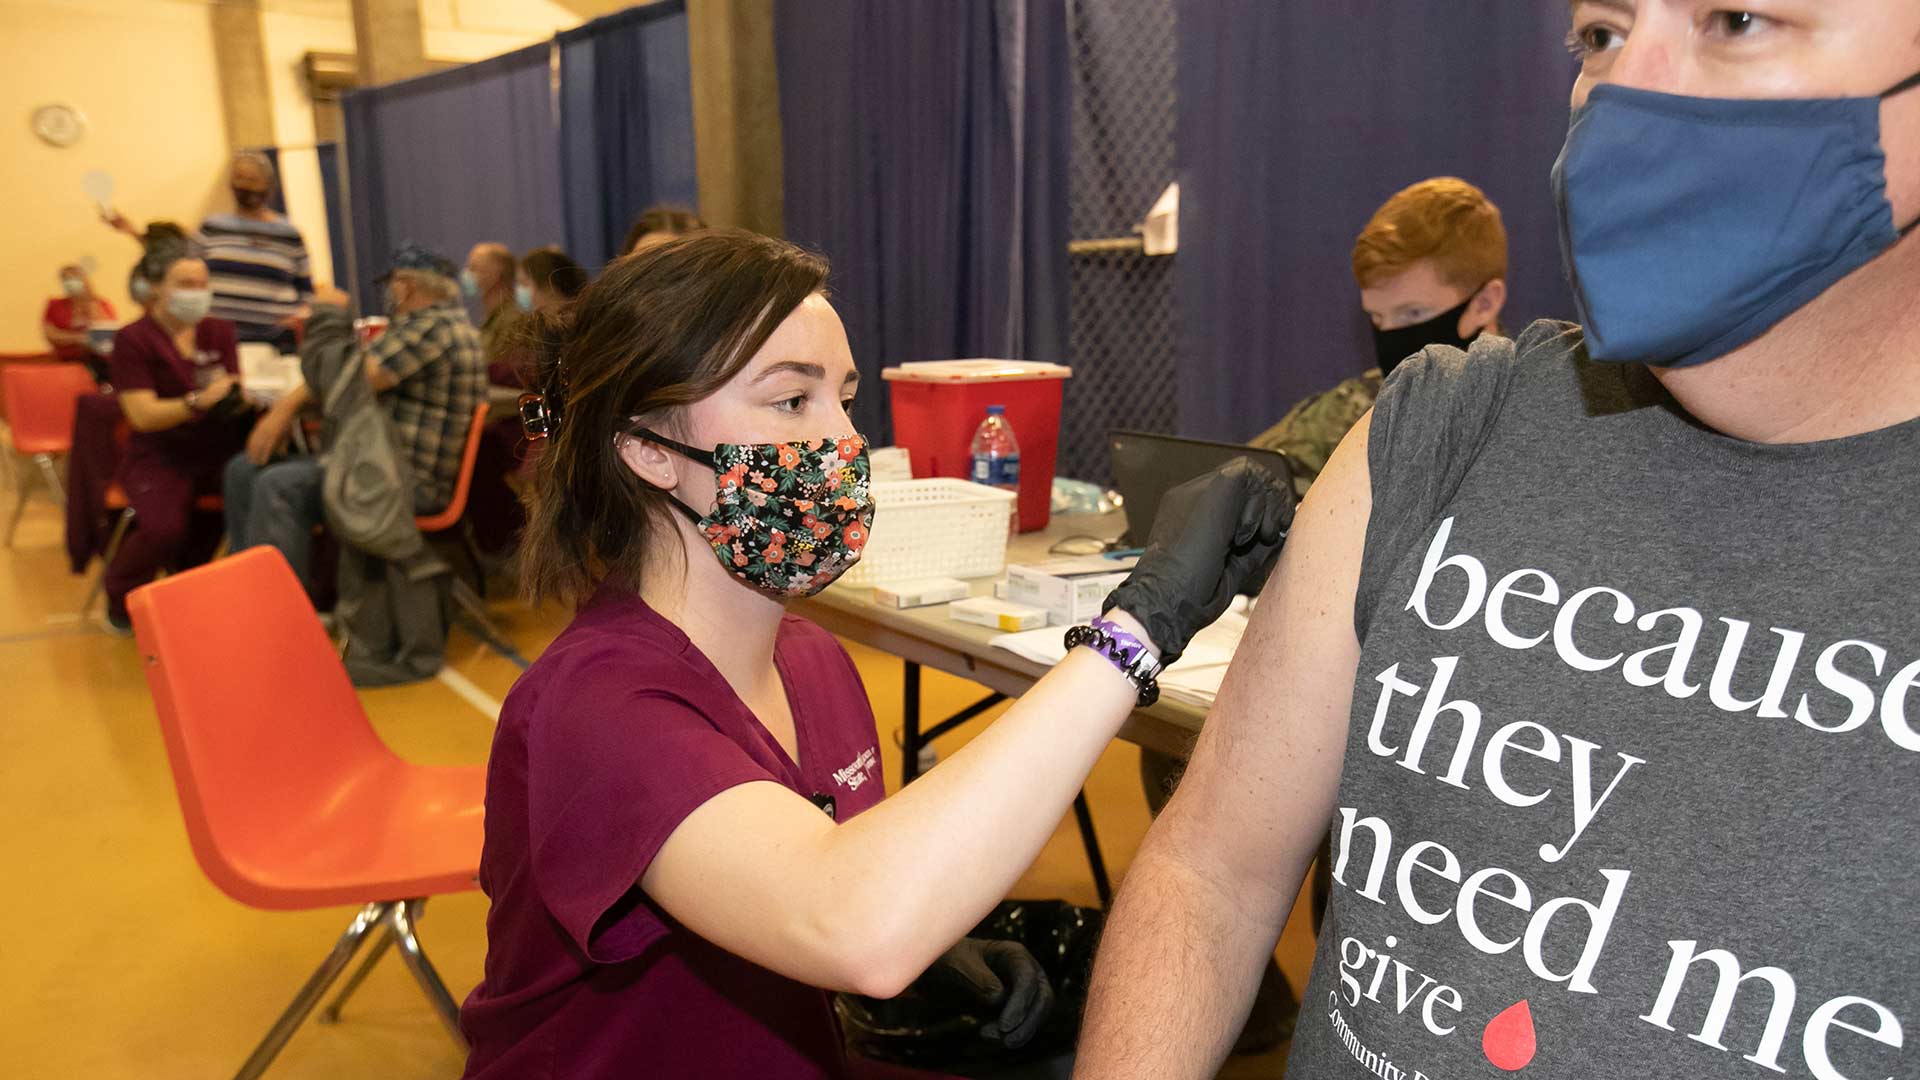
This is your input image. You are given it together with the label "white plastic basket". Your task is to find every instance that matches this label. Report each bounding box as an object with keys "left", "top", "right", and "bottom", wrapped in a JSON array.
[{"left": 844, "top": 479, "right": 1017, "bottom": 586}]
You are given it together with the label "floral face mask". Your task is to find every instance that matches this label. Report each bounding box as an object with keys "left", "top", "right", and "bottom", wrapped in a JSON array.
[{"left": 631, "top": 428, "right": 875, "bottom": 598}]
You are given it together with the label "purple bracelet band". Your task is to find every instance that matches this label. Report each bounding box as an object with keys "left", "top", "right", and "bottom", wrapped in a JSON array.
[
  {"left": 1088, "top": 618, "right": 1159, "bottom": 676},
  {"left": 1064, "top": 618, "right": 1163, "bottom": 707}
]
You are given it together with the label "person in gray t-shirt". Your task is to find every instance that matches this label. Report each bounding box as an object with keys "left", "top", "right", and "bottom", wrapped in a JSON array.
[{"left": 1078, "top": 4, "right": 1920, "bottom": 1078}]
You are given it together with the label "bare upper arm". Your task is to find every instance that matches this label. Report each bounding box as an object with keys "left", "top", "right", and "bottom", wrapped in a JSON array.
[
  {"left": 1150, "top": 409, "right": 1375, "bottom": 909},
  {"left": 639, "top": 780, "right": 862, "bottom": 987}
]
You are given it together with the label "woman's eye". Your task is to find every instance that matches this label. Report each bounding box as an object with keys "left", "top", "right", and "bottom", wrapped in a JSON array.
[
  {"left": 774, "top": 394, "right": 807, "bottom": 414},
  {"left": 1565, "top": 23, "right": 1624, "bottom": 58},
  {"left": 840, "top": 397, "right": 857, "bottom": 411}
]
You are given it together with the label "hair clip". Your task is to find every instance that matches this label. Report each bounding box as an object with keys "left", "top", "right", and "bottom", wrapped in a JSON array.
[{"left": 518, "top": 392, "right": 558, "bottom": 440}]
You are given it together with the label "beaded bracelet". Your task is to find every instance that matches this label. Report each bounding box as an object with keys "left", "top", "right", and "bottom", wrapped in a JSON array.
[{"left": 1063, "top": 617, "right": 1163, "bottom": 707}]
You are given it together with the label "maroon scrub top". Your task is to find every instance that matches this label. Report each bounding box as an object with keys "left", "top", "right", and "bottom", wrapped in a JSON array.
[
  {"left": 108, "top": 314, "right": 239, "bottom": 466},
  {"left": 460, "top": 586, "right": 894, "bottom": 1079}
]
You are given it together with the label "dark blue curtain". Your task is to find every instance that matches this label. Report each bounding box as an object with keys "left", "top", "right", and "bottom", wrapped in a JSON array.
[
  {"left": 558, "top": 1, "right": 699, "bottom": 271},
  {"left": 1176, "top": 1, "right": 1577, "bottom": 441},
  {"left": 315, "top": 142, "right": 349, "bottom": 293},
  {"left": 776, "top": 0, "right": 1070, "bottom": 443},
  {"left": 341, "top": 43, "right": 565, "bottom": 308}
]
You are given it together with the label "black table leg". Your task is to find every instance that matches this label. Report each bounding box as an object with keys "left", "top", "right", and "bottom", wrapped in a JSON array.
[
  {"left": 896, "top": 658, "right": 1112, "bottom": 907},
  {"left": 900, "top": 661, "right": 923, "bottom": 785},
  {"left": 1074, "top": 792, "right": 1113, "bottom": 908}
]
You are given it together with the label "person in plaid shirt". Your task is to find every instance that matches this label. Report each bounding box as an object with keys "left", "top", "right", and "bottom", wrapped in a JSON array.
[
  {"left": 224, "top": 243, "right": 486, "bottom": 597},
  {"left": 360, "top": 248, "right": 487, "bottom": 513}
]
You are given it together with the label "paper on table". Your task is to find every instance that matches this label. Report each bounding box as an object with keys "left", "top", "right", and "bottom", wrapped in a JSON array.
[{"left": 989, "top": 597, "right": 1251, "bottom": 708}]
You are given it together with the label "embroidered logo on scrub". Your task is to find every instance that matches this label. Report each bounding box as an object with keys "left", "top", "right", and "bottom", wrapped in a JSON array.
[{"left": 832, "top": 746, "right": 878, "bottom": 791}]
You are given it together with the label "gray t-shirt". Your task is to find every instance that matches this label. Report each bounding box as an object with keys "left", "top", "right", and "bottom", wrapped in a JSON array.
[{"left": 1287, "top": 321, "right": 1920, "bottom": 1079}]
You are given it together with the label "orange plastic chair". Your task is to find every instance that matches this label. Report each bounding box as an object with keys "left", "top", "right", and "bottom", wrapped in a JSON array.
[
  {"left": 129, "top": 546, "right": 484, "bottom": 1079},
  {"left": 414, "top": 400, "right": 489, "bottom": 535},
  {"left": 3, "top": 362, "right": 97, "bottom": 546},
  {"left": 0, "top": 350, "right": 56, "bottom": 423},
  {"left": 406, "top": 401, "right": 526, "bottom": 667}
]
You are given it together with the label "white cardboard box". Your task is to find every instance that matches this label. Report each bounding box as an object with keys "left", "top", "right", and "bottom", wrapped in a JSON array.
[
  {"left": 949, "top": 597, "right": 1049, "bottom": 632},
  {"left": 1004, "top": 556, "right": 1137, "bottom": 627},
  {"left": 872, "top": 577, "right": 970, "bottom": 609}
]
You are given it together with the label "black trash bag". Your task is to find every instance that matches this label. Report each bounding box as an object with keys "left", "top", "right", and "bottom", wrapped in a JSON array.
[{"left": 838, "top": 900, "right": 1105, "bottom": 1073}]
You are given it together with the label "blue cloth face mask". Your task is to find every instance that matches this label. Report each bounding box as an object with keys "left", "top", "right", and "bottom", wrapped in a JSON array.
[
  {"left": 458, "top": 267, "right": 481, "bottom": 299},
  {"left": 1553, "top": 71, "right": 1920, "bottom": 368},
  {"left": 514, "top": 283, "right": 535, "bottom": 312}
]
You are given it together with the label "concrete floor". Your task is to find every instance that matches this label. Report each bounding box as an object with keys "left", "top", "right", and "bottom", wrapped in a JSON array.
[{"left": 0, "top": 485, "right": 1313, "bottom": 1078}]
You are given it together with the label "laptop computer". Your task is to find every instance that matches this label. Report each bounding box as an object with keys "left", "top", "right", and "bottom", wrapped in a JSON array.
[{"left": 1108, "top": 430, "right": 1295, "bottom": 546}]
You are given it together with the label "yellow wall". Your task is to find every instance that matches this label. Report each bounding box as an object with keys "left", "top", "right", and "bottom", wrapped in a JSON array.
[
  {"left": 0, "top": 0, "right": 590, "bottom": 351},
  {"left": 0, "top": 0, "right": 230, "bottom": 350}
]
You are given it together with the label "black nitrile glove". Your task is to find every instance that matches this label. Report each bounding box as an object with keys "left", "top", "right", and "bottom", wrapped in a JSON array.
[
  {"left": 1102, "top": 457, "right": 1295, "bottom": 664},
  {"left": 921, "top": 937, "right": 1056, "bottom": 1049},
  {"left": 206, "top": 383, "right": 254, "bottom": 424}
]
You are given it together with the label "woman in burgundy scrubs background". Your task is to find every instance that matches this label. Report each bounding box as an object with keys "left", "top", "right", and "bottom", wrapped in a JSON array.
[
  {"left": 457, "top": 230, "right": 1291, "bottom": 1078},
  {"left": 103, "top": 252, "right": 251, "bottom": 632}
]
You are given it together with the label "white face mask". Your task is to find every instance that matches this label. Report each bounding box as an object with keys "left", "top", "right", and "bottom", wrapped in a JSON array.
[
  {"left": 61, "top": 276, "right": 85, "bottom": 297},
  {"left": 166, "top": 288, "right": 213, "bottom": 325}
]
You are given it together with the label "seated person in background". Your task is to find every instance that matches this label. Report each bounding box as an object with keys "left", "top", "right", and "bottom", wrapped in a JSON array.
[
  {"left": 102, "top": 251, "right": 250, "bottom": 632},
  {"left": 42, "top": 264, "right": 116, "bottom": 373},
  {"left": 224, "top": 244, "right": 486, "bottom": 597},
  {"left": 463, "top": 241, "right": 523, "bottom": 374},
  {"left": 621, "top": 203, "right": 707, "bottom": 256},
  {"left": 193, "top": 151, "right": 314, "bottom": 348},
  {"left": 517, "top": 246, "right": 588, "bottom": 315},
  {"left": 1251, "top": 177, "right": 1508, "bottom": 498}
]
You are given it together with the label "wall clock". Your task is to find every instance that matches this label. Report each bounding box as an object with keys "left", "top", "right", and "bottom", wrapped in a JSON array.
[{"left": 32, "top": 103, "right": 87, "bottom": 148}]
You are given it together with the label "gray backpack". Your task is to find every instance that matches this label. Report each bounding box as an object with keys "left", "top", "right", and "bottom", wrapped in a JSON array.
[{"left": 319, "top": 348, "right": 424, "bottom": 563}]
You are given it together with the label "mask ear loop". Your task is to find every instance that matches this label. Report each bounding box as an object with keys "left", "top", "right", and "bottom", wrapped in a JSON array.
[
  {"left": 627, "top": 426, "right": 720, "bottom": 470},
  {"left": 622, "top": 427, "right": 719, "bottom": 526},
  {"left": 1881, "top": 69, "right": 1920, "bottom": 99}
]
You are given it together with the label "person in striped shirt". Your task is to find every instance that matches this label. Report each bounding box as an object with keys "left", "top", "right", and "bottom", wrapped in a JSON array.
[{"left": 192, "top": 151, "right": 313, "bottom": 348}]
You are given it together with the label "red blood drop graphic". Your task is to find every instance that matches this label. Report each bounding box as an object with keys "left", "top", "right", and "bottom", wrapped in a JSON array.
[{"left": 1482, "top": 1000, "right": 1537, "bottom": 1071}]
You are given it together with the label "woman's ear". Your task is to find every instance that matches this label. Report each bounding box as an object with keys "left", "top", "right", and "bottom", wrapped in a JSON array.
[{"left": 617, "top": 432, "right": 679, "bottom": 492}]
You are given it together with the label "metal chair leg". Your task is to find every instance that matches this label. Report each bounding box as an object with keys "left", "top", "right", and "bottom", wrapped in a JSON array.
[
  {"left": 387, "top": 898, "right": 468, "bottom": 1050},
  {"left": 82, "top": 507, "right": 135, "bottom": 617},
  {"left": 231, "top": 902, "right": 392, "bottom": 1080},
  {"left": 459, "top": 521, "right": 487, "bottom": 600},
  {"left": 33, "top": 453, "right": 65, "bottom": 508},
  {"left": 449, "top": 578, "right": 529, "bottom": 669},
  {"left": 3, "top": 485, "right": 26, "bottom": 547},
  {"left": 317, "top": 923, "right": 395, "bottom": 1025}
]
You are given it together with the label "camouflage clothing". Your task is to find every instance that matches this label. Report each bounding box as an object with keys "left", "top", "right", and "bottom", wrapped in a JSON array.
[
  {"left": 478, "top": 300, "right": 523, "bottom": 366},
  {"left": 1249, "top": 369, "right": 1383, "bottom": 498}
]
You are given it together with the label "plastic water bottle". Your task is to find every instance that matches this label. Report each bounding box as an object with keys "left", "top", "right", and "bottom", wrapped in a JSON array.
[{"left": 969, "top": 404, "right": 1021, "bottom": 534}]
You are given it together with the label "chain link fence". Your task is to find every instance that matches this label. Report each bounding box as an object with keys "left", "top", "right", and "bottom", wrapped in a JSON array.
[{"left": 1059, "top": 0, "right": 1179, "bottom": 488}]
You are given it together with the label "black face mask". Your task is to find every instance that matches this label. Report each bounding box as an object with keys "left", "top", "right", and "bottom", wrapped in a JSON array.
[
  {"left": 1370, "top": 294, "right": 1481, "bottom": 378},
  {"left": 233, "top": 187, "right": 269, "bottom": 212}
]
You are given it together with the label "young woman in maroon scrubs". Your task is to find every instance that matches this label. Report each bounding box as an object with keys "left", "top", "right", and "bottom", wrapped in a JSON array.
[
  {"left": 103, "top": 253, "right": 250, "bottom": 631},
  {"left": 458, "top": 231, "right": 1291, "bottom": 1078}
]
